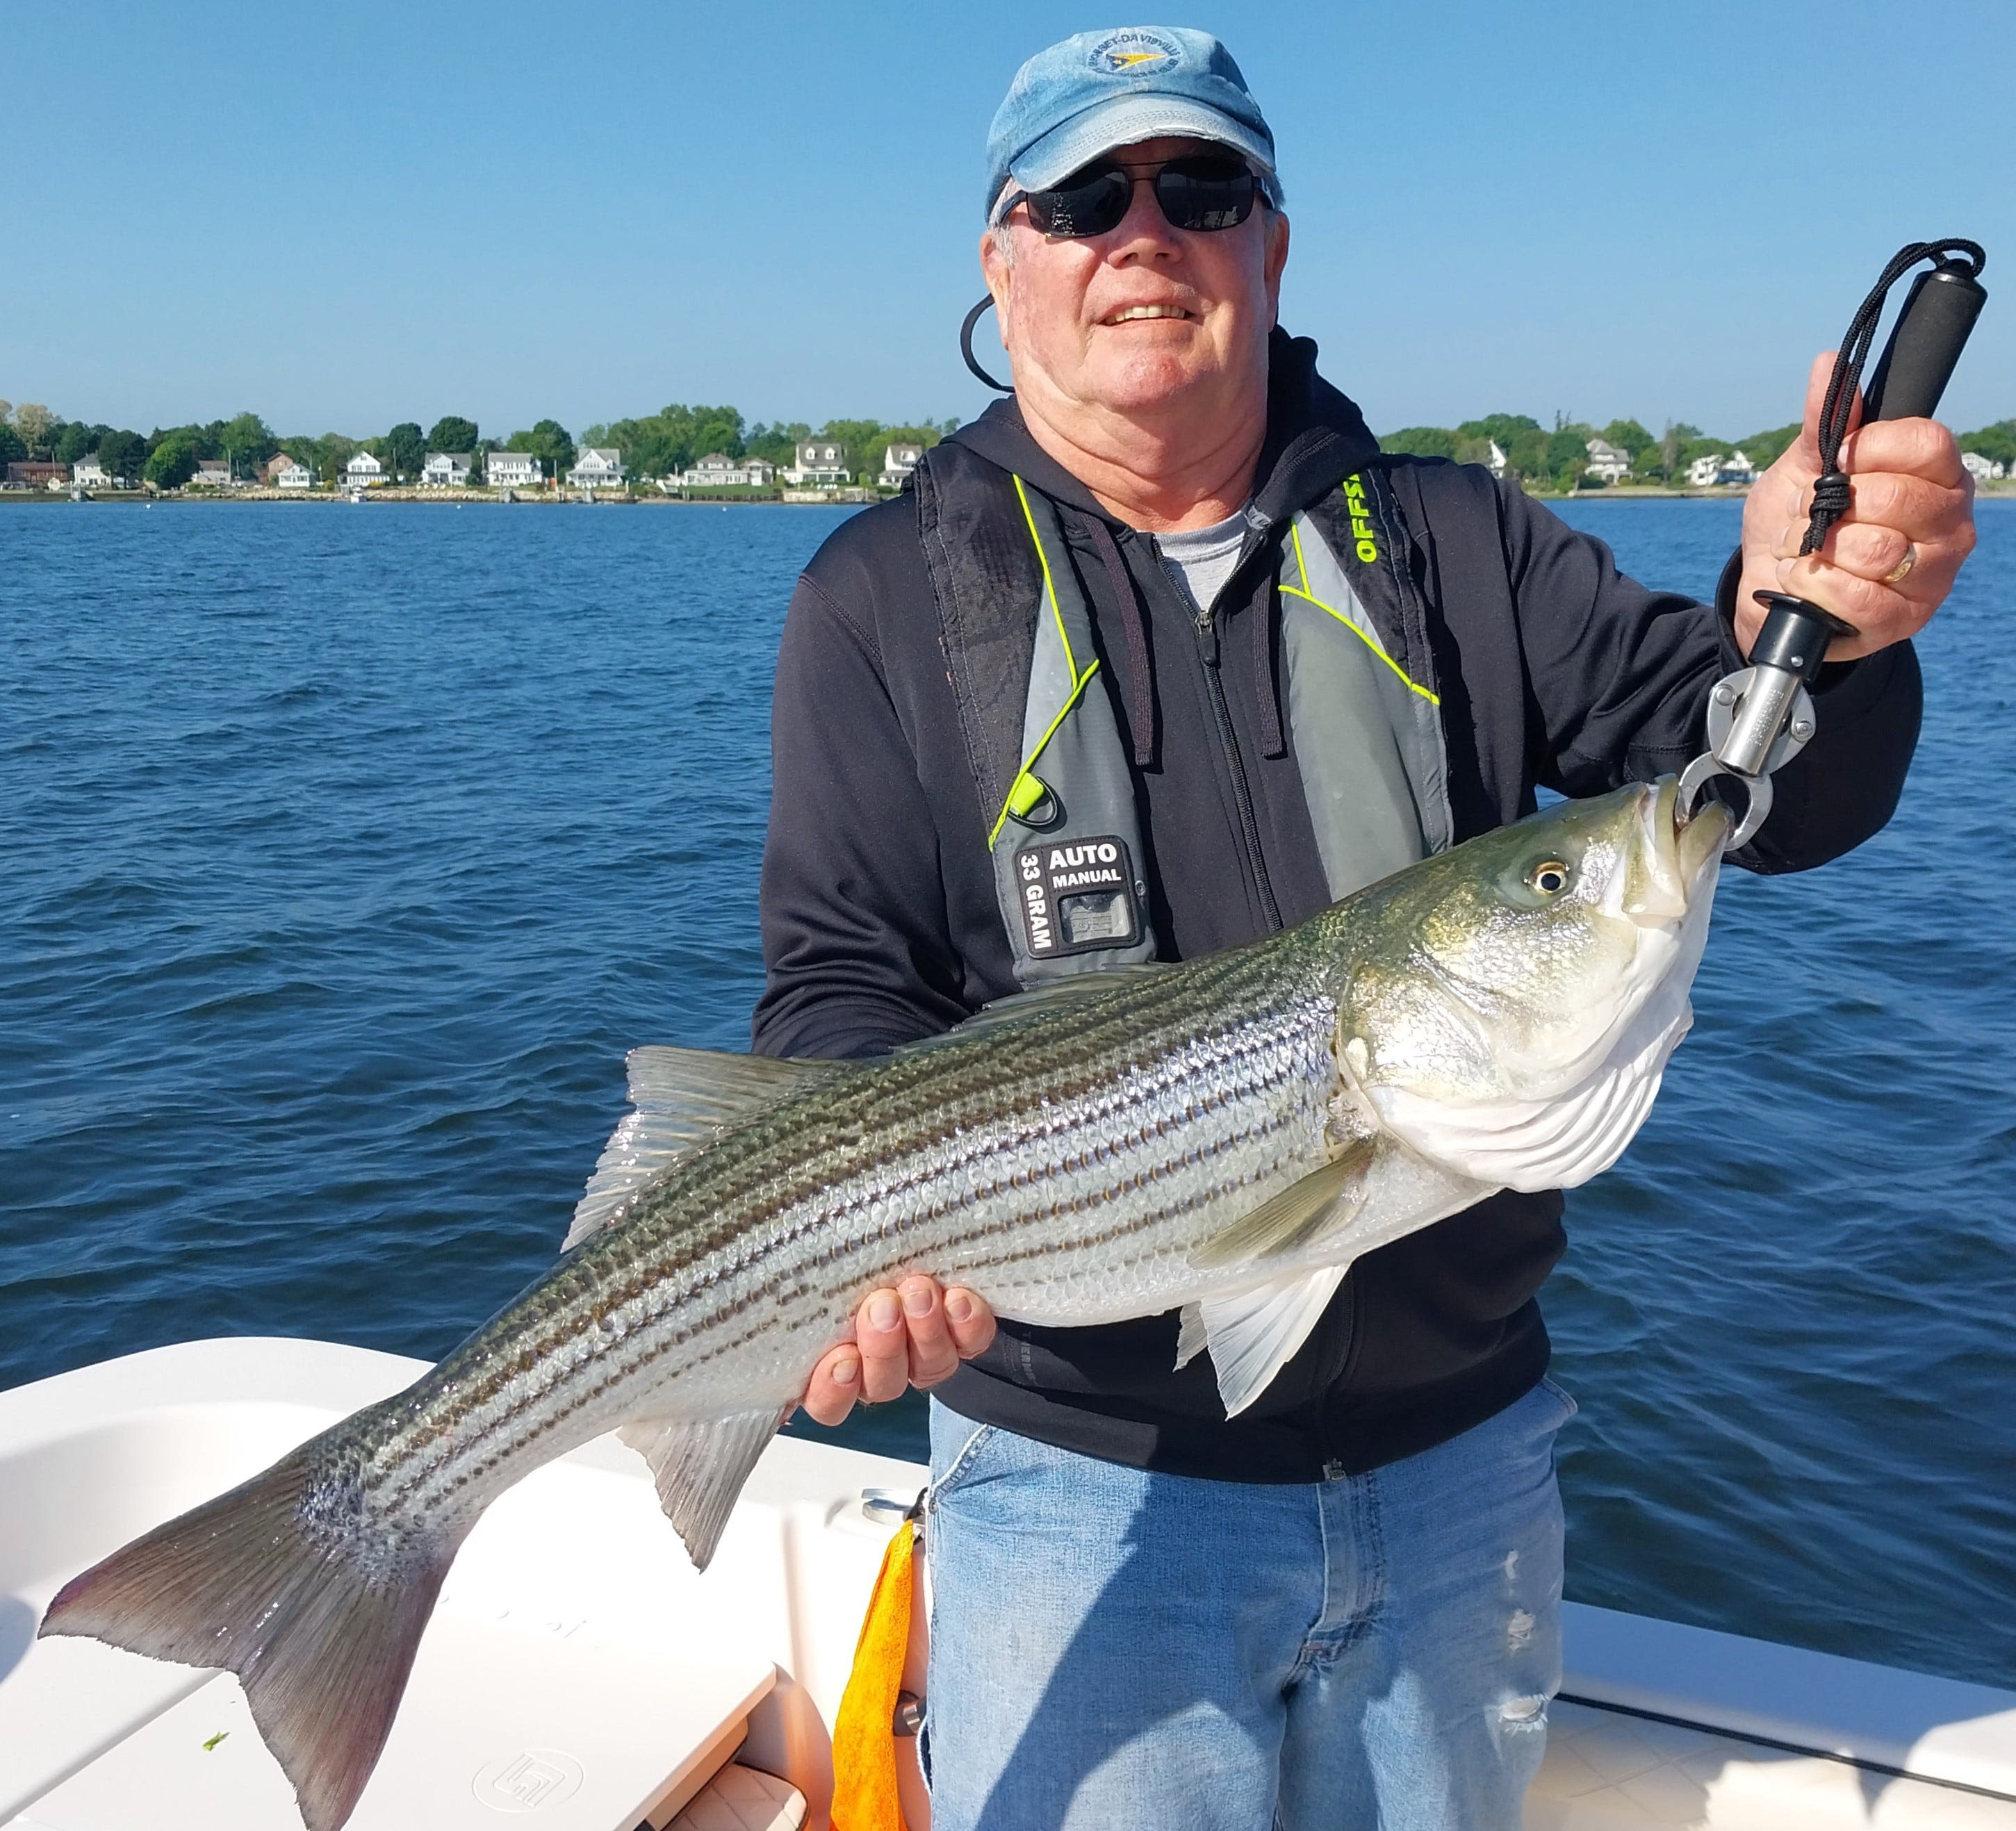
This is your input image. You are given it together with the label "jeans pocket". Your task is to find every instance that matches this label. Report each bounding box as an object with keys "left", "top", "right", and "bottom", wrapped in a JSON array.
[
  {"left": 1538, "top": 1374, "right": 1580, "bottom": 1427},
  {"left": 926, "top": 1418, "right": 998, "bottom": 1513}
]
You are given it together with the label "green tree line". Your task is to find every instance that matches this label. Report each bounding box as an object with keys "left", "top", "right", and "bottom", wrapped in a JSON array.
[
  {"left": 1374, "top": 413, "right": 1827, "bottom": 489},
  {"left": 577, "top": 406, "right": 960, "bottom": 484},
  {"left": 8, "top": 397, "right": 2010, "bottom": 492},
  {"left": 0, "top": 400, "right": 960, "bottom": 490}
]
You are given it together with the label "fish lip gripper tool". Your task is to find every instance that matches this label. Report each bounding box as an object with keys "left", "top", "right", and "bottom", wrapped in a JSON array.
[{"left": 1678, "top": 241, "right": 1988, "bottom": 851}]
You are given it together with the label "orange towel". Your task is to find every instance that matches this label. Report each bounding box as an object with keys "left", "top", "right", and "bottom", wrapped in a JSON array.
[{"left": 830, "top": 1512, "right": 920, "bottom": 1831}]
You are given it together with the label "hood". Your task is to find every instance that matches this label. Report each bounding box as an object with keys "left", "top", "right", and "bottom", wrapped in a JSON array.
[{"left": 943, "top": 326, "right": 1384, "bottom": 528}]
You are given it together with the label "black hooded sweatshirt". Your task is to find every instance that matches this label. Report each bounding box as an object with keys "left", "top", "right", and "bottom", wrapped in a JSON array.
[{"left": 751, "top": 329, "right": 1920, "bottom": 1483}]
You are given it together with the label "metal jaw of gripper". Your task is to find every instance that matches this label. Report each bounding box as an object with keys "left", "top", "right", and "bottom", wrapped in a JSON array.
[{"left": 1675, "top": 591, "right": 1844, "bottom": 851}]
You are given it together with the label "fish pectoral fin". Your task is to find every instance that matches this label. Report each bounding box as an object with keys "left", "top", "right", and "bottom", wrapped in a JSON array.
[
  {"left": 619, "top": 1404, "right": 792, "bottom": 1572},
  {"left": 1192, "top": 1265, "right": 1351, "bottom": 1417},
  {"left": 1186, "top": 1140, "right": 1374, "bottom": 1272},
  {"left": 566, "top": 1049, "right": 846, "bottom": 1249}
]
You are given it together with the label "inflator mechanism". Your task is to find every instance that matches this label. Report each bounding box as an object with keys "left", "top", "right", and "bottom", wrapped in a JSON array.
[{"left": 1678, "top": 241, "right": 1988, "bottom": 848}]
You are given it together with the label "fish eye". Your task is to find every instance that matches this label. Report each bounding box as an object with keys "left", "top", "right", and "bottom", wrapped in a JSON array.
[{"left": 1526, "top": 859, "right": 1572, "bottom": 896}]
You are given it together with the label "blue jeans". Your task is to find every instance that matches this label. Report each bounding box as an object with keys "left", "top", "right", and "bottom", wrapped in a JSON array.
[{"left": 922, "top": 1378, "right": 1573, "bottom": 1831}]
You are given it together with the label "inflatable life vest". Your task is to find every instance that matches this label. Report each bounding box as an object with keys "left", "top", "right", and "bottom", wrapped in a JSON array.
[{"left": 912, "top": 448, "right": 1456, "bottom": 983}]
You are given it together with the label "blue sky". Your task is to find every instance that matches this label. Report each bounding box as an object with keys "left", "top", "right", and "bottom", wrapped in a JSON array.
[{"left": 8, "top": 3, "right": 2013, "bottom": 441}]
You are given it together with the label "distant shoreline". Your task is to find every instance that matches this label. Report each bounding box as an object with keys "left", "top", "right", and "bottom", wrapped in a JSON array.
[
  {"left": 6, "top": 481, "right": 2013, "bottom": 507},
  {"left": 0, "top": 489, "right": 871, "bottom": 507}
]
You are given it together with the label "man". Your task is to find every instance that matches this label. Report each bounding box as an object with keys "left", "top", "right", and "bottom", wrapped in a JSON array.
[{"left": 754, "top": 27, "right": 1973, "bottom": 1829}]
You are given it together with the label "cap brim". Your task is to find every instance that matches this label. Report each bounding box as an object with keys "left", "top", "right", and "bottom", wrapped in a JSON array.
[{"left": 1001, "top": 94, "right": 1277, "bottom": 217}]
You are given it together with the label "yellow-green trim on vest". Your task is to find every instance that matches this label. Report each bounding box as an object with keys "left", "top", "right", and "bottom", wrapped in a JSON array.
[
  {"left": 975, "top": 470, "right": 1453, "bottom": 984},
  {"left": 987, "top": 476, "right": 1157, "bottom": 984},
  {"left": 988, "top": 474, "right": 1106, "bottom": 846},
  {"left": 1281, "top": 518, "right": 1440, "bottom": 707}
]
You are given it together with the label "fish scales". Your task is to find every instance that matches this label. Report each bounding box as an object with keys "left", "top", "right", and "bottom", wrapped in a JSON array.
[{"left": 368, "top": 937, "right": 1352, "bottom": 1519}]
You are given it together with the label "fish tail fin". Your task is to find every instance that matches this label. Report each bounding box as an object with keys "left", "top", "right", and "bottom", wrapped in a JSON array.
[{"left": 39, "top": 1443, "right": 458, "bottom": 1831}]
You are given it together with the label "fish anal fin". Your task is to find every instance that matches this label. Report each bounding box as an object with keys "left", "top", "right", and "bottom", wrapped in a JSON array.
[
  {"left": 1195, "top": 1265, "right": 1351, "bottom": 1417},
  {"left": 1188, "top": 1139, "right": 1375, "bottom": 1272},
  {"left": 565, "top": 1048, "right": 843, "bottom": 1249},
  {"left": 619, "top": 1405, "right": 789, "bottom": 1572},
  {"left": 40, "top": 1430, "right": 464, "bottom": 1831}
]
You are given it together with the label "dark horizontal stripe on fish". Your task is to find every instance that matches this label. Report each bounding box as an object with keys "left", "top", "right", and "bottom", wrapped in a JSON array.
[
  {"left": 361, "top": 978, "right": 1341, "bottom": 1503},
  {"left": 374, "top": 1081, "right": 1326, "bottom": 1507}
]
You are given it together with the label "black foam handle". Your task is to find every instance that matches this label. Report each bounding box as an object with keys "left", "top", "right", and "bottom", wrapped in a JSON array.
[
  {"left": 1751, "top": 592, "right": 1855, "bottom": 687},
  {"left": 1861, "top": 263, "right": 1988, "bottom": 422}
]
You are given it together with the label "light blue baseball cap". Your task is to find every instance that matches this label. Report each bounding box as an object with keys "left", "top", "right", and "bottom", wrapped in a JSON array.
[{"left": 984, "top": 27, "right": 1281, "bottom": 223}]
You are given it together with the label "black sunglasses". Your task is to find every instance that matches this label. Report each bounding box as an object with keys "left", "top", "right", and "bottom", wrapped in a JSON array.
[{"left": 1003, "top": 154, "right": 1261, "bottom": 240}]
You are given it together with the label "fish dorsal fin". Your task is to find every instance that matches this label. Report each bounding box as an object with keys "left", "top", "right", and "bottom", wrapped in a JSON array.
[
  {"left": 1187, "top": 1141, "right": 1374, "bottom": 1272},
  {"left": 618, "top": 1405, "right": 789, "bottom": 1571},
  {"left": 1180, "top": 1265, "right": 1351, "bottom": 1416},
  {"left": 564, "top": 1047, "right": 842, "bottom": 1249},
  {"left": 889, "top": 963, "right": 1173, "bottom": 1056}
]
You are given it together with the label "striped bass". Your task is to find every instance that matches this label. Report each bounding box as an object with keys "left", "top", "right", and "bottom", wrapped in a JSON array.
[{"left": 41, "top": 779, "right": 1730, "bottom": 1830}]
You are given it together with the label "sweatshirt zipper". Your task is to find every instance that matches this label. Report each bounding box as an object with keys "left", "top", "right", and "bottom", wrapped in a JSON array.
[{"left": 1194, "top": 599, "right": 1283, "bottom": 933}]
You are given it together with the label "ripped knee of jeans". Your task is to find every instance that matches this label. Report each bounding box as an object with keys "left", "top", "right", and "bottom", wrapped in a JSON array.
[{"left": 1498, "top": 1693, "right": 1548, "bottom": 1731}]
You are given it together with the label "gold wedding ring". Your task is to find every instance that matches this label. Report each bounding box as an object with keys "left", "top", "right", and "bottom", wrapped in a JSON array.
[{"left": 1883, "top": 544, "right": 1918, "bottom": 585}]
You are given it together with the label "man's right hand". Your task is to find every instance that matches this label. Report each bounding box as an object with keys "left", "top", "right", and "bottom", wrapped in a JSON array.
[{"left": 798, "top": 1276, "right": 997, "bottom": 1426}]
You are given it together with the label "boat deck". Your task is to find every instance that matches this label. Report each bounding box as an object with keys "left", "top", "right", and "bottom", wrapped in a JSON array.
[{"left": 1, "top": 1338, "right": 2010, "bottom": 1830}]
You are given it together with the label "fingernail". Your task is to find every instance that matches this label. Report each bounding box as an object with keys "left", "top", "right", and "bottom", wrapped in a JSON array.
[
  {"left": 868, "top": 1292, "right": 901, "bottom": 1331},
  {"left": 832, "top": 1353, "right": 860, "bottom": 1386},
  {"left": 903, "top": 1283, "right": 935, "bottom": 1317},
  {"left": 946, "top": 1291, "right": 974, "bottom": 1324}
]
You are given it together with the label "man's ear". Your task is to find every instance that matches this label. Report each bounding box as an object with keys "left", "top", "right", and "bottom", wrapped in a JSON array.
[
  {"left": 1263, "top": 208, "right": 1291, "bottom": 300},
  {"left": 980, "top": 228, "right": 1013, "bottom": 312}
]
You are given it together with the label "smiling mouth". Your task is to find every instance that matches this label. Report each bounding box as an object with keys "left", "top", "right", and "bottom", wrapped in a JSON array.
[{"left": 1103, "top": 304, "right": 1194, "bottom": 325}]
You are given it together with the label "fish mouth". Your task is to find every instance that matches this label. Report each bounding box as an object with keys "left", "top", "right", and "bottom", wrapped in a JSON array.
[{"left": 1623, "top": 777, "right": 1730, "bottom": 926}]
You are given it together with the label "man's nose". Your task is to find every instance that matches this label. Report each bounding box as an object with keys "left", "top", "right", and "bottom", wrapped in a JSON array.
[{"left": 1106, "top": 176, "right": 1179, "bottom": 260}]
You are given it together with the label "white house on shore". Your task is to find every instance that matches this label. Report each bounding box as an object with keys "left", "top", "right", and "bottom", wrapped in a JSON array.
[
  {"left": 568, "top": 448, "right": 625, "bottom": 490},
  {"left": 420, "top": 452, "right": 475, "bottom": 488},
  {"left": 1583, "top": 438, "right": 1631, "bottom": 485},
  {"left": 877, "top": 442, "right": 924, "bottom": 490},
  {"left": 345, "top": 452, "right": 385, "bottom": 488},
  {"left": 679, "top": 453, "right": 780, "bottom": 488},
  {"left": 486, "top": 450, "right": 541, "bottom": 489},
  {"left": 275, "top": 459, "right": 313, "bottom": 489},
  {"left": 782, "top": 439, "right": 849, "bottom": 486},
  {"left": 72, "top": 457, "right": 113, "bottom": 490},
  {"left": 1686, "top": 450, "right": 1757, "bottom": 488},
  {"left": 1962, "top": 450, "right": 2008, "bottom": 482},
  {"left": 1486, "top": 439, "right": 1507, "bottom": 479},
  {"left": 682, "top": 453, "right": 744, "bottom": 487},
  {"left": 190, "top": 459, "right": 233, "bottom": 490}
]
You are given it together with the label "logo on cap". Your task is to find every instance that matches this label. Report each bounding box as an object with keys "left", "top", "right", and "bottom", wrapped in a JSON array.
[{"left": 1088, "top": 29, "right": 1181, "bottom": 75}]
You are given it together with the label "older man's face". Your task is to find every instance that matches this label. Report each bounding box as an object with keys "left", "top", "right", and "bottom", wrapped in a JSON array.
[{"left": 982, "top": 136, "right": 1289, "bottom": 423}]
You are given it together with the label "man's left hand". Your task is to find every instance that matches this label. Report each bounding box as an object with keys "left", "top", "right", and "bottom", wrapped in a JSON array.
[
  {"left": 796, "top": 1276, "right": 997, "bottom": 1427},
  {"left": 1736, "top": 352, "right": 1975, "bottom": 660}
]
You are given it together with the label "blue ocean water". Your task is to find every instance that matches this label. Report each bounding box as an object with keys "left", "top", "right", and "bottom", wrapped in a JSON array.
[{"left": 2, "top": 497, "right": 2010, "bottom": 1689}]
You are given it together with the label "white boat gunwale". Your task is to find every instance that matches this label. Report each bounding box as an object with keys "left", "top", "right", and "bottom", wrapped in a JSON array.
[{"left": 3, "top": 1336, "right": 2013, "bottom": 1830}]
